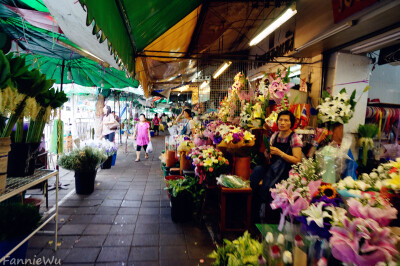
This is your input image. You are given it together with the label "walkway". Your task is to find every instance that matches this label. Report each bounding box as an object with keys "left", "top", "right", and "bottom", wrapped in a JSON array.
[{"left": 26, "top": 133, "right": 215, "bottom": 265}]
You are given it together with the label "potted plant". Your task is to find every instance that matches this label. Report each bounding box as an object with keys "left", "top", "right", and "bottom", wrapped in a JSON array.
[
  {"left": 0, "top": 202, "right": 41, "bottom": 265},
  {"left": 58, "top": 146, "right": 107, "bottom": 194},
  {"left": 165, "top": 176, "right": 204, "bottom": 223}
]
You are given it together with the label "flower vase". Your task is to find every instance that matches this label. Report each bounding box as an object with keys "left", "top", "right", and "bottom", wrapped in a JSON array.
[
  {"left": 179, "top": 152, "right": 192, "bottom": 175},
  {"left": 233, "top": 156, "right": 251, "bottom": 180},
  {"left": 331, "top": 123, "right": 343, "bottom": 145},
  {"left": 251, "top": 128, "right": 267, "bottom": 153}
]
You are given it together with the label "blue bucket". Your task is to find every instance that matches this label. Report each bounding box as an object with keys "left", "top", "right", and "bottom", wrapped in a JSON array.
[
  {"left": 150, "top": 131, "right": 155, "bottom": 137},
  {"left": 111, "top": 153, "right": 117, "bottom": 166},
  {"left": 0, "top": 237, "right": 29, "bottom": 266}
]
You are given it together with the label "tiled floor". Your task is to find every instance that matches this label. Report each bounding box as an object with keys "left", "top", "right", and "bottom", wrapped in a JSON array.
[{"left": 26, "top": 133, "right": 215, "bottom": 265}]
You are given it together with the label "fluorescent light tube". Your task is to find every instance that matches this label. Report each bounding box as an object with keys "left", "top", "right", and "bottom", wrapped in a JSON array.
[
  {"left": 200, "top": 81, "right": 209, "bottom": 89},
  {"left": 289, "top": 70, "right": 301, "bottom": 78},
  {"left": 250, "top": 5, "right": 297, "bottom": 46},
  {"left": 213, "top": 62, "right": 232, "bottom": 79}
]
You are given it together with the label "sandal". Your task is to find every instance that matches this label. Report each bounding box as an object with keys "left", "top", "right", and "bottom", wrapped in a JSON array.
[
  {"left": 145, "top": 154, "right": 149, "bottom": 159},
  {"left": 135, "top": 159, "right": 140, "bottom": 162}
]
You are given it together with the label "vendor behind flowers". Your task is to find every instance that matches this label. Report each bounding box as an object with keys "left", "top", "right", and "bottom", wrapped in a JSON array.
[
  {"left": 176, "top": 108, "right": 195, "bottom": 136},
  {"left": 250, "top": 110, "right": 303, "bottom": 221}
]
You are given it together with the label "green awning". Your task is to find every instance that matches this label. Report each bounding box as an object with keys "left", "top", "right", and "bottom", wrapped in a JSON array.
[
  {"left": 78, "top": 0, "right": 201, "bottom": 74},
  {"left": 24, "top": 54, "right": 139, "bottom": 90}
]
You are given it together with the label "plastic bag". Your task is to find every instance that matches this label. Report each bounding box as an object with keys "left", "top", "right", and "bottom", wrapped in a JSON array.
[
  {"left": 133, "top": 140, "right": 137, "bottom": 149},
  {"left": 159, "top": 123, "right": 165, "bottom": 132},
  {"left": 147, "top": 141, "right": 153, "bottom": 153}
]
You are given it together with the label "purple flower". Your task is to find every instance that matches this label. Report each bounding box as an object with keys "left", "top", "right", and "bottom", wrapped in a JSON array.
[
  {"left": 297, "top": 216, "right": 332, "bottom": 239},
  {"left": 184, "top": 136, "right": 190, "bottom": 141},
  {"left": 311, "top": 196, "right": 343, "bottom": 207},
  {"left": 213, "top": 136, "right": 222, "bottom": 144},
  {"left": 232, "top": 133, "right": 241, "bottom": 143}
]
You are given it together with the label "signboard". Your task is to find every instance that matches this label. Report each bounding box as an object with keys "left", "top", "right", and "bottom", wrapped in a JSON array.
[{"left": 331, "top": 0, "right": 377, "bottom": 23}]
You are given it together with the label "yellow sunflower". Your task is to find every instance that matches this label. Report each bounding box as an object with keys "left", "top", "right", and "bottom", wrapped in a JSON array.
[{"left": 320, "top": 184, "right": 337, "bottom": 199}]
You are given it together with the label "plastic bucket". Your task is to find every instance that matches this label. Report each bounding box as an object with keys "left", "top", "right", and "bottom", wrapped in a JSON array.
[{"left": 74, "top": 170, "right": 97, "bottom": 195}]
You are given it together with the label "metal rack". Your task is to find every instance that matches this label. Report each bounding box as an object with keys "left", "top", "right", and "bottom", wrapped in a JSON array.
[{"left": 0, "top": 169, "right": 59, "bottom": 264}]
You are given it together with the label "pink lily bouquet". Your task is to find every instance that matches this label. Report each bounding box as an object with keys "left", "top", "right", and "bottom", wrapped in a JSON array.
[
  {"left": 346, "top": 194, "right": 398, "bottom": 226},
  {"left": 258, "top": 68, "right": 294, "bottom": 104},
  {"left": 329, "top": 217, "right": 399, "bottom": 265}
]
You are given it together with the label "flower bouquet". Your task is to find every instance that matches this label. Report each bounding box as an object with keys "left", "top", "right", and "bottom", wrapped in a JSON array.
[
  {"left": 217, "top": 125, "right": 255, "bottom": 150},
  {"left": 83, "top": 139, "right": 118, "bottom": 156},
  {"left": 188, "top": 145, "right": 229, "bottom": 184},
  {"left": 346, "top": 195, "right": 397, "bottom": 226},
  {"left": 329, "top": 217, "right": 398, "bottom": 265},
  {"left": 297, "top": 184, "right": 345, "bottom": 240},
  {"left": 270, "top": 158, "right": 323, "bottom": 230},
  {"left": 317, "top": 88, "right": 357, "bottom": 125},
  {"left": 262, "top": 231, "right": 293, "bottom": 266},
  {"left": 203, "top": 120, "right": 224, "bottom": 144},
  {"left": 358, "top": 124, "right": 379, "bottom": 167},
  {"left": 259, "top": 69, "right": 293, "bottom": 105}
]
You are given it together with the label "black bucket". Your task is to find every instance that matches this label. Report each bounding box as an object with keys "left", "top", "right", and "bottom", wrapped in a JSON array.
[
  {"left": 170, "top": 191, "right": 193, "bottom": 223},
  {"left": 101, "top": 156, "right": 113, "bottom": 169},
  {"left": 7, "top": 143, "right": 41, "bottom": 177},
  {"left": 74, "top": 170, "right": 97, "bottom": 195}
]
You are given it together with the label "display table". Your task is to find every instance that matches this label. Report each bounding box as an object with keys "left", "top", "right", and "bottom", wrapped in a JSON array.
[
  {"left": 219, "top": 186, "right": 252, "bottom": 235},
  {"left": 0, "top": 170, "right": 59, "bottom": 264}
]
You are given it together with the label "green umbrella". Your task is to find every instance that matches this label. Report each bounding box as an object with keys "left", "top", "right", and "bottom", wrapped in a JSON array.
[{"left": 24, "top": 54, "right": 139, "bottom": 91}]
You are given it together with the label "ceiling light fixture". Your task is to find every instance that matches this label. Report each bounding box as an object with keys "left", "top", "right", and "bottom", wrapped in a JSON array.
[
  {"left": 350, "top": 30, "right": 400, "bottom": 54},
  {"left": 249, "top": 4, "right": 297, "bottom": 46},
  {"left": 295, "top": 21, "right": 354, "bottom": 52},
  {"left": 213, "top": 61, "right": 232, "bottom": 79},
  {"left": 249, "top": 74, "right": 265, "bottom": 82}
]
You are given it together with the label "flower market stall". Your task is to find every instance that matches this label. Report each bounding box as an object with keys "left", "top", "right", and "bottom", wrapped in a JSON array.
[{"left": 159, "top": 68, "right": 400, "bottom": 266}]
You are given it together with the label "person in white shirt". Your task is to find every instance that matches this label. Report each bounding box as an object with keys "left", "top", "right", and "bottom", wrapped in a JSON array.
[{"left": 102, "top": 106, "right": 118, "bottom": 141}]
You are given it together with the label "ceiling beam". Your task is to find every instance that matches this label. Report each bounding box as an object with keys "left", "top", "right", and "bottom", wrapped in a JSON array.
[{"left": 187, "top": 0, "right": 210, "bottom": 56}]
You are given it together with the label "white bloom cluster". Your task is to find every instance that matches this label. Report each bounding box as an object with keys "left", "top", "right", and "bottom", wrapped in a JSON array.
[{"left": 317, "top": 91, "right": 354, "bottom": 124}]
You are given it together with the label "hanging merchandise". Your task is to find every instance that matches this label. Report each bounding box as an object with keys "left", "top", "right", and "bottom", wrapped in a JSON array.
[{"left": 50, "top": 119, "right": 64, "bottom": 154}]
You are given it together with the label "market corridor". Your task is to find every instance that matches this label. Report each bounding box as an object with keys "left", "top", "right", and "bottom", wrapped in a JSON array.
[{"left": 26, "top": 134, "right": 215, "bottom": 266}]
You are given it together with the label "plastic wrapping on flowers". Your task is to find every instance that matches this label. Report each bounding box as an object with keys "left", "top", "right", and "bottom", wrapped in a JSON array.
[
  {"left": 216, "top": 175, "right": 249, "bottom": 188},
  {"left": 82, "top": 139, "right": 118, "bottom": 157}
]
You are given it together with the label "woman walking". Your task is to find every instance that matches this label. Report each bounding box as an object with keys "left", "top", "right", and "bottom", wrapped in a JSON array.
[
  {"left": 133, "top": 114, "right": 151, "bottom": 162},
  {"left": 102, "top": 105, "right": 118, "bottom": 141},
  {"left": 152, "top": 114, "right": 160, "bottom": 136}
]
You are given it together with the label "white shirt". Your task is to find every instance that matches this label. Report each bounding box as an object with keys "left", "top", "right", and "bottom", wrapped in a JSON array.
[{"left": 102, "top": 115, "right": 117, "bottom": 136}]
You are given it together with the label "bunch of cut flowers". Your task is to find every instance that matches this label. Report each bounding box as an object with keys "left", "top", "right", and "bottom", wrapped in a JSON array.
[
  {"left": 258, "top": 68, "right": 293, "bottom": 104},
  {"left": 270, "top": 158, "right": 323, "bottom": 230},
  {"left": 188, "top": 145, "right": 229, "bottom": 184},
  {"left": 217, "top": 125, "right": 255, "bottom": 149},
  {"left": 317, "top": 88, "right": 356, "bottom": 125}
]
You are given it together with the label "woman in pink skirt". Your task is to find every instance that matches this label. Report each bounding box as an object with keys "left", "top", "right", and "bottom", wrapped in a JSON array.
[{"left": 133, "top": 114, "right": 151, "bottom": 162}]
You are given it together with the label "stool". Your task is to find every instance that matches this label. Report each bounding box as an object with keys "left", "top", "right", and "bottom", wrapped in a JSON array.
[{"left": 219, "top": 186, "right": 252, "bottom": 235}]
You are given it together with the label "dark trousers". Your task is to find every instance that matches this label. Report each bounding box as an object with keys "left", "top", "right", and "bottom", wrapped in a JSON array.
[
  {"left": 104, "top": 132, "right": 115, "bottom": 142},
  {"left": 250, "top": 165, "right": 281, "bottom": 224}
]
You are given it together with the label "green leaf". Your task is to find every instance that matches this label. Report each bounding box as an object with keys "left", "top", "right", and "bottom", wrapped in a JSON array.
[
  {"left": 339, "top": 88, "right": 346, "bottom": 94},
  {"left": 322, "top": 90, "right": 331, "bottom": 99}
]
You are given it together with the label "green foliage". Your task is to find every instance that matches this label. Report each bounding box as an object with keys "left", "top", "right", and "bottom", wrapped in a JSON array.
[
  {"left": 358, "top": 124, "right": 379, "bottom": 138},
  {"left": 0, "top": 202, "right": 41, "bottom": 241},
  {"left": 322, "top": 90, "right": 331, "bottom": 99},
  {"left": 349, "top": 89, "right": 357, "bottom": 110},
  {"left": 208, "top": 231, "right": 263, "bottom": 266},
  {"left": 58, "top": 146, "right": 107, "bottom": 172},
  {"left": 0, "top": 50, "right": 10, "bottom": 89},
  {"left": 165, "top": 176, "right": 205, "bottom": 210}
]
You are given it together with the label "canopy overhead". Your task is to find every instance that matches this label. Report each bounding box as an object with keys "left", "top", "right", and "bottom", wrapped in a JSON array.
[
  {"left": 0, "top": 0, "right": 141, "bottom": 96},
  {"left": 78, "top": 0, "right": 202, "bottom": 75}
]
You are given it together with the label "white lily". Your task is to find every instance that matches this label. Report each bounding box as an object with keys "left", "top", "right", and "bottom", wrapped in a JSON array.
[{"left": 302, "top": 202, "right": 331, "bottom": 228}]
